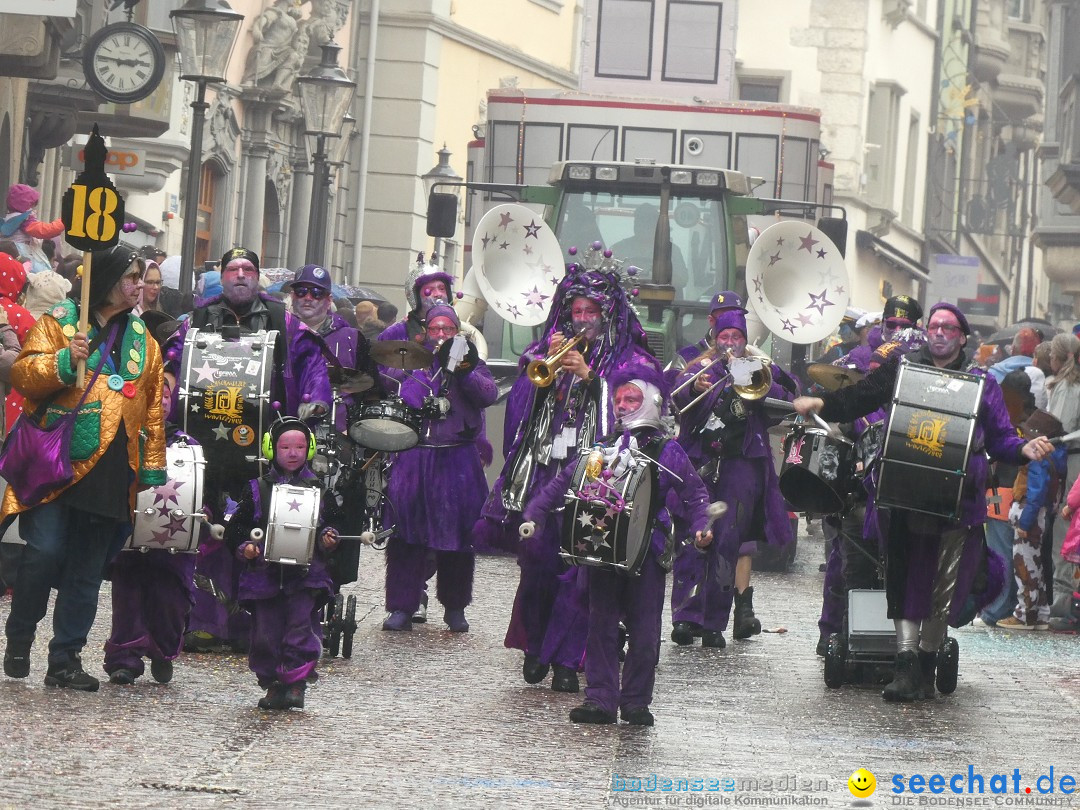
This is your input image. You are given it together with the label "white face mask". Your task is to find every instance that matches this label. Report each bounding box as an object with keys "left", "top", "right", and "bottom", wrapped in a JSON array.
[{"left": 615, "top": 380, "right": 664, "bottom": 432}]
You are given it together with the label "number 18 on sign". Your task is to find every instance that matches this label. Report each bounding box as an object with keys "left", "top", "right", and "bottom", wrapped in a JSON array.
[{"left": 61, "top": 124, "right": 126, "bottom": 387}]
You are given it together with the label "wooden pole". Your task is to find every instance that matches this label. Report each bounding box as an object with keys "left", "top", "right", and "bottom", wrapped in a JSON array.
[{"left": 76, "top": 250, "right": 91, "bottom": 389}]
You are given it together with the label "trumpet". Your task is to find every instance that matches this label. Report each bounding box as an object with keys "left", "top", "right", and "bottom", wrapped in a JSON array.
[
  {"left": 526, "top": 329, "right": 588, "bottom": 387},
  {"left": 674, "top": 348, "right": 772, "bottom": 414}
]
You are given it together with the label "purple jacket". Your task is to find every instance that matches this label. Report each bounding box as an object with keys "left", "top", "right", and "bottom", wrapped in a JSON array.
[
  {"left": 381, "top": 355, "right": 498, "bottom": 446},
  {"left": 164, "top": 292, "right": 331, "bottom": 418},
  {"left": 312, "top": 312, "right": 382, "bottom": 431},
  {"left": 482, "top": 340, "right": 659, "bottom": 524},
  {"left": 523, "top": 430, "right": 712, "bottom": 557},
  {"left": 227, "top": 466, "right": 334, "bottom": 600}
]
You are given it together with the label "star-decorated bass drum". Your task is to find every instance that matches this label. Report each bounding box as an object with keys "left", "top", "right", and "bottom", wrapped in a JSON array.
[
  {"left": 559, "top": 447, "right": 655, "bottom": 575},
  {"left": 179, "top": 327, "right": 277, "bottom": 480},
  {"left": 126, "top": 440, "right": 206, "bottom": 553},
  {"left": 260, "top": 483, "right": 322, "bottom": 567}
]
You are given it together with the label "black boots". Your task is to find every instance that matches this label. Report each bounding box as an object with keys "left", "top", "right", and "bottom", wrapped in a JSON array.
[
  {"left": 44, "top": 654, "right": 100, "bottom": 692},
  {"left": 882, "top": 650, "right": 923, "bottom": 702},
  {"left": 150, "top": 658, "right": 174, "bottom": 684},
  {"left": 4, "top": 638, "right": 31, "bottom": 679},
  {"left": 522, "top": 654, "right": 549, "bottom": 684},
  {"left": 621, "top": 706, "right": 655, "bottom": 726},
  {"left": 701, "top": 630, "right": 726, "bottom": 648},
  {"left": 670, "top": 621, "right": 699, "bottom": 646},
  {"left": 733, "top": 587, "right": 762, "bottom": 640},
  {"left": 569, "top": 702, "right": 616, "bottom": 724},
  {"left": 918, "top": 649, "right": 937, "bottom": 700},
  {"left": 551, "top": 664, "right": 580, "bottom": 693},
  {"left": 259, "top": 683, "right": 288, "bottom": 710}
]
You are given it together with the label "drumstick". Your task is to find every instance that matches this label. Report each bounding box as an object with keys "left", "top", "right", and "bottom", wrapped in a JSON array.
[
  {"left": 360, "top": 452, "right": 383, "bottom": 472},
  {"left": 1052, "top": 429, "right": 1080, "bottom": 446}
]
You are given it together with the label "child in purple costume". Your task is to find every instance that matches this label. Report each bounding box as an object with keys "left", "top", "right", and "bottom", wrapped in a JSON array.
[
  {"left": 104, "top": 374, "right": 203, "bottom": 685},
  {"left": 228, "top": 418, "right": 338, "bottom": 710}
]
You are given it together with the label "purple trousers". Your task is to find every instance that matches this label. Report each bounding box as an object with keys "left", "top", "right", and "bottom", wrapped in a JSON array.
[
  {"left": 584, "top": 554, "right": 666, "bottom": 715},
  {"left": 818, "top": 529, "right": 845, "bottom": 638},
  {"left": 188, "top": 541, "right": 250, "bottom": 643},
  {"left": 384, "top": 538, "right": 473, "bottom": 613},
  {"left": 104, "top": 551, "right": 196, "bottom": 675},
  {"left": 504, "top": 516, "right": 588, "bottom": 669},
  {"left": 249, "top": 588, "right": 322, "bottom": 687}
]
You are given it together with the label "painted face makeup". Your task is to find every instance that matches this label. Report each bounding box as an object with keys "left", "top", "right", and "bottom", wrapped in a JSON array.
[
  {"left": 222, "top": 258, "right": 258, "bottom": 307},
  {"left": 714, "top": 327, "right": 747, "bottom": 356},
  {"left": 570, "top": 296, "right": 603, "bottom": 341},
  {"left": 275, "top": 429, "right": 309, "bottom": 473},
  {"left": 926, "top": 312, "right": 965, "bottom": 360},
  {"left": 419, "top": 280, "right": 448, "bottom": 313},
  {"left": 613, "top": 383, "right": 645, "bottom": 419}
]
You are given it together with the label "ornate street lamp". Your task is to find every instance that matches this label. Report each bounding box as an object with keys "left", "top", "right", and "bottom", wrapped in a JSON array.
[
  {"left": 298, "top": 41, "right": 356, "bottom": 266},
  {"left": 170, "top": 0, "right": 244, "bottom": 299},
  {"left": 422, "top": 145, "right": 462, "bottom": 257}
]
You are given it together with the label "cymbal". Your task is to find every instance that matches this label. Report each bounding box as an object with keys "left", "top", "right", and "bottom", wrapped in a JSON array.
[
  {"left": 370, "top": 340, "right": 434, "bottom": 370},
  {"left": 806, "top": 363, "right": 864, "bottom": 392}
]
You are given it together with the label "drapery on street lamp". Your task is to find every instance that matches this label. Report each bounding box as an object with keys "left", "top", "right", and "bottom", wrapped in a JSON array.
[
  {"left": 171, "top": 0, "right": 244, "bottom": 300},
  {"left": 422, "top": 145, "right": 462, "bottom": 257},
  {"left": 298, "top": 41, "right": 356, "bottom": 267}
]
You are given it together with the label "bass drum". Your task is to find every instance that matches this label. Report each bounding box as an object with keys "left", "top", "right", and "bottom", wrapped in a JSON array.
[
  {"left": 779, "top": 424, "right": 855, "bottom": 515},
  {"left": 560, "top": 449, "right": 655, "bottom": 575}
]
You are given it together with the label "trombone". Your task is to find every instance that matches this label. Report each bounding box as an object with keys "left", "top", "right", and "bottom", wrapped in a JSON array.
[
  {"left": 673, "top": 347, "right": 772, "bottom": 414},
  {"left": 526, "top": 329, "right": 588, "bottom": 387}
]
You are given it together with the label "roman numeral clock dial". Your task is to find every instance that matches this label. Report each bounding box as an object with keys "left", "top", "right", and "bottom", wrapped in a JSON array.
[{"left": 83, "top": 22, "right": 166, "bottom": 106}]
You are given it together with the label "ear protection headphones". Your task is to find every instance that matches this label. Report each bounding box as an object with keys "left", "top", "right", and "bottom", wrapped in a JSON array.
[{"left": 261, "top": 417, "right": 317, "bottom": 462}]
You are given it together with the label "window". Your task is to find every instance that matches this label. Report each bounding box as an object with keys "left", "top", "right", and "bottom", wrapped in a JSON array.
[
  {"left": 864, "top": 82, "right": 905, "bottom": 208},
  {"left": 739, "top": 80, "right": 781, "bottom": 103},
  {"left": 1007, "top": 0, "right": 1026, "bottom": 20},
  {"left": 522, "top": 124, "right": 563, "bottom": 185},
  {"left": 662, "top": 1, "right": 723, "bottom": 83},
  {"left": 902, "top": 113, "right": 920, "bottom": 225},
  {"left": 735, "top": 134, "right": 779, "bottom": 197},
  {"left": 568, "top": 125, "right": 618, "bottom": 161},
  {"left": 488, "top": 122, "right": 563, "bottom": 185},
  {"left": 780, "top": 137, "right": 810, "bottom": 201},
  {"left": 596, "top": 0, "right": 654, "bottom": 79},
  {"left": 623, "top": 128, "right": 676, "bottom": 163}
]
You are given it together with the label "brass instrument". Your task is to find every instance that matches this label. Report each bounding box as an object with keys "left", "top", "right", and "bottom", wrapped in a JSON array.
[
  {"left": 675, "top": 348, "right": 772, "bottom": 414},
  {"left": 526, "top": 329, "right": 588, "bottom": 388}
]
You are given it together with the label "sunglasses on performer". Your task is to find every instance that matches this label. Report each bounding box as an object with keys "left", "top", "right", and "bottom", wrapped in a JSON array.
[
  {"left": 884, "top": 318, "right": 911, "bottom": 330},
  {"left": 292, "top": 286, "right": 328, "bottom": 300},
  {"left": 927, "top": 323, "right": 962, "bottom": 335}
]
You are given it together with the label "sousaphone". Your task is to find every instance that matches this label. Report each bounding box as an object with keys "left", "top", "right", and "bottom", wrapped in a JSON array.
[
  {"left": 744, "top": 220, "right": 850, "bottom": 345},
  {"left": 470, "top": 203, "right": 566, "bottom": 327}
]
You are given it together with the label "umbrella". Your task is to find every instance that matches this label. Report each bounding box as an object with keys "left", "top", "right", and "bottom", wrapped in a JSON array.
[
  {"left": 265, "top": 279, "right": 370, "bottom": 301},
  {"left": 983, "top": 320, "right": 1061, "bottom": 346}
]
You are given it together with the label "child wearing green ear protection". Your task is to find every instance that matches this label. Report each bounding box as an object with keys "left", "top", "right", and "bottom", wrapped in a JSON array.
[{"left": 224, "top": 417, "right": 339, "bottom": 711}]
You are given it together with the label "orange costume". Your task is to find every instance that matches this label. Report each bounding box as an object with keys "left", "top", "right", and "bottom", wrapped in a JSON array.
[{"left": 1, "top": 297, "right": 166, "bottom": 519}]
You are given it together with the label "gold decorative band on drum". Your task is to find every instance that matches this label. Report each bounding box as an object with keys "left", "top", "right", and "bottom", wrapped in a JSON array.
[
  {"left": 263, "top": 484, "right": 322, "bottom": 566},
  {"left": 875, "top": 361, "right": 984, "bottom": 521},
  {"left": 778, "top": 424, "right": 855, "bottom": 515},
  {"left": 560, "top": 448, "right": 655, "bottom": 575},
  {"left": 126, "top": 440, "right": 207, "bottom": 553},
  {"left": 178, "top": 327, "right": 277, "bottom": 477}
]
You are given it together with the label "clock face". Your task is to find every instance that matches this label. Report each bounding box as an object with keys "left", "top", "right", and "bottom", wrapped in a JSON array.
[{"left": 84, "top": 23, "right": 166, "bottom": 105}]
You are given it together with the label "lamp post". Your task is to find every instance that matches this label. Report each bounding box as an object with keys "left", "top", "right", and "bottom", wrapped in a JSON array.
[
  {"left": 298, "top": 41, "right": 356, "bottom": 267},
  {"left": 421, "top": 145, "right": 462, "bottom": 259},
  {"left": 170, "top": 0, "right": 244, "bottom": 300}
]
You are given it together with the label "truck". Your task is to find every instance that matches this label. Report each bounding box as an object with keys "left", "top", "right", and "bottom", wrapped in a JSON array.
[{"left": 427, "top": 90, "right": 846, "bottom": 370}]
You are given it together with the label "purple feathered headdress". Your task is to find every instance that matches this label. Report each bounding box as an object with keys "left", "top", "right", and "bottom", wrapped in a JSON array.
[
  {"left": 537, "top": 243, "right": 649, "bottom": 377},
  {"left": 608, "top": 358, "right": 670, "bottom": 403}
]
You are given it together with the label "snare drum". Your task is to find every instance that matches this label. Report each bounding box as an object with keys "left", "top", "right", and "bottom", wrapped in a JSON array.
[
  {"left": 127, "top": 441, "right": 206, "bottom": 553},
  {"left": 263, "top": 483, "right": 322, "bottom": 566},
  {"left": 560, "top": 449, "right": 655, "bottom": 575},
  {"left": 179, "top": 327, "right": 276, "bottom": 477},
  {"left": 779, "top": 424, "right": 855, "bottom": 514},
  {"left": 347, "top": 397, "right": 422, "bottom": 452}
]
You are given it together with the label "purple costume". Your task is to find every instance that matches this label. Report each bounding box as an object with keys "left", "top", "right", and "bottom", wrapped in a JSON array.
[
  {"left": 227, "top": 467, "right": 334, "bottom": 688},
  {"left": 103, "top": 427, "right": 201, "bottom": 678},
  {"left": 819, "top": 343, "right": 1021, "bottom": 626},
  {"left": 312, "top": 311, "right": 380, "bottom": 432},
  {"left": 476, "top": 248, "right": 660, "bottom": 672},
  {"left": 380, "top": 335, "right": 498, "bottom": 616},
  {"left": 669, "top": 347, "right": 796, "bottom": 634},
  {"left": 163, "top": 293, "right": 331, "bottom": 646},
  {"left": 525, "top": 427, "right": 711, "bottom": 716}
]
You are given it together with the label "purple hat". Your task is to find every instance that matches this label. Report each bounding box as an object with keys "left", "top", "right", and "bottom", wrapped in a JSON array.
[
  {"left": 709, "top": 290, "right": 748, "bottom": 314},
  {"left": 928, "top": 301, "right": 971, "bottom": 335},
  {"left": 285, "top": 263, "right": 332, "bottom": 293},
  {"left": 6, "top": 183, "right": 39, "bottom": 214},
  {"left": 712, "top": 308, "right": 748, "bottom": 338},
  {"left": 608, "top": 359, "right": 670, "bottom": 401},
  {"left": 425, "top": 303, "right": 460, "bottom": 327}
]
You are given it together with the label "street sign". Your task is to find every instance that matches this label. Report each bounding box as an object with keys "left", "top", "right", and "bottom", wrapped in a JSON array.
[
  {"left": 61, "top": 125, "right": 125, "bottom": 251},
  {"left": 928, "top": 254, "right": 979, "bottom": 304},
  {"left": 68, "top": 143, "right": 147, "bottom": 177}
]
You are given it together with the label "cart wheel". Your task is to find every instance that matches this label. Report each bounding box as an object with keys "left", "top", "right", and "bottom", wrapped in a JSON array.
[
  {"left": 327, "top": 593, "right": 344, "bottom": 658},
  {"left": 823, "top": 633, "right": 847, "bottom": 688},
  {"left": 936, "top": 636, "right": 959, "bottom": 695},
  {"left": 342, "top": 595, "right": 358, "bottom": 660}
]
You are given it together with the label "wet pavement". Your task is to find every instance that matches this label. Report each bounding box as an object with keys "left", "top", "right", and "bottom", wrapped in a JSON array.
[{"left": 2, "top": 522, "right": 1079, "bottom": 809}]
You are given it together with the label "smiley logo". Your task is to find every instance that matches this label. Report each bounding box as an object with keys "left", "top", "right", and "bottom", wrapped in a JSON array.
[{"left": 848, "top": 768, "right": 876, "bottom": 798}]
